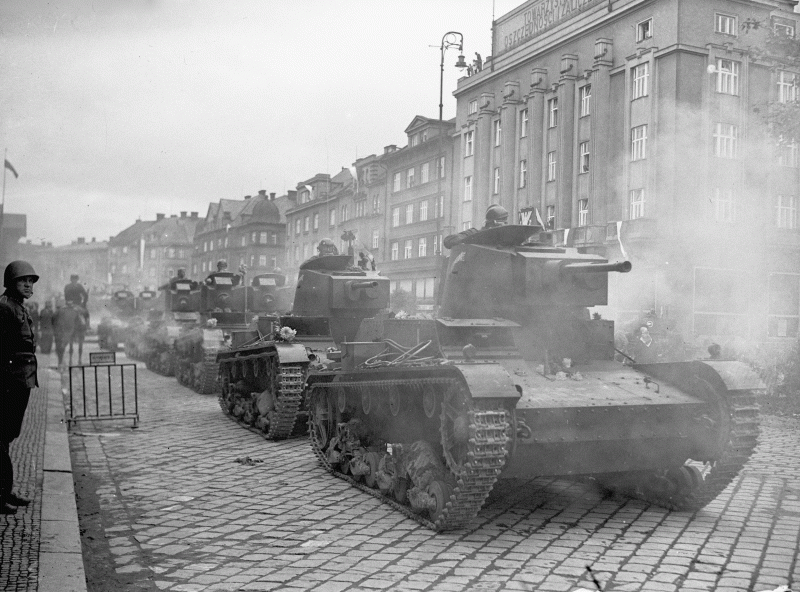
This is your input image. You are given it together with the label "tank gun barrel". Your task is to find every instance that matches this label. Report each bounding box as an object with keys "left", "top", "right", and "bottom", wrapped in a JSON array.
[
  {"left": 347, "top": 280, "right": 379, "bottom": 290},
  {"left": 562, "top": 260, "right": 632, "bottom": 274}
]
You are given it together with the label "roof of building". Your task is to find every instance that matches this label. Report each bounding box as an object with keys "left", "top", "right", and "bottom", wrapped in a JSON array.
[
  {"left": 145, "top": 215, "right": 200, "bottom": 245},
  {"left": 110, "top": 219, "right": 156, "bottom": 246},
  {"left": 250, "top": 197, "right": 281, "bottom": 223}
]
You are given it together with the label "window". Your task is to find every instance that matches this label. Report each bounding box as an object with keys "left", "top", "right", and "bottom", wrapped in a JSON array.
[
  {"left": 433, "top": 234, "right": 441, "bottom": 255},
  {"left": 372, "top": 229, "right": 379, "bottom": 249},
  {"left": 716, "top": 59, "right": 740, "bottom": 95},
  {"left": 548, "top": 98, "right": 558, "bottom": 128},
  {"left": 493, "top": 167, "right": 500, "bottom": 194},
  {"left": 341, "top": 205, "right": 348, "bottom": 222},
  {"left": 410, "top": 134, "right": 418, "bottom": 147},
  {"left": 393, "top": 172, "right": 401, "bottom": 192},
  {"left": 241, "top": 235, "right": 247, "bottom": 247},
  {"left": 579, "top": 142, "right": 590, "bottom": 173},
  {"left": 715, "top": 13, "right": 737, "bottom": 36},
  {"left": 201, "top": 261, "right": 206, "bottom": 273},
  {"left": 776, "top": 195, "right": 798, "bottom": 229},
  {"left": 519, "top": 160, "right": 527, "bottom": 188},
  {"left": 494, "top": 120, "right": 502, "bottom": 146},
  {"left": 713, "top": 123, "right": 738, "bottom": 158},
  {"left": 301, "top": 190, "right": 310, "bottom": 204},
  {"left": 778, "top": 71, "right": 798, "bottom": 104},
  {"left": 468, "top": 99, "right": 478, "bottom": 115},
  {"left": 713, "top": 188, "right": 736, "bottom": 223},
  {"left": 421, "top": 130, "right": 428, "bottom": 142},
  {"left": 465, "top": 131, "right": 474, "bottom": 156},
  {"left": 404, "top": 240, "right": 412, "bottom": 259},
  {"left": 768, "top": 273, "right": 800, "bottom": 337},
  {"left": 420, "top": 200, "right": 428, "bottom": 221},
  {"left": 546, "top": 205, "right": 555, "bottom": 229},
  {"left": 636, "top": 18, "right": 652, "bottom": 42},
  {"left": 355, "top": 200, "right": 365, "bottom": 218},
  {"left": 630, "top": 189, "right": 645, "bottom": 219},
  {"left": 122, "top": 246, "right": 128, "bottom": 254},
  {"left": 271, "top": 233, "right": 277, "bottom": 245},
  {"left": 372, "top": 194, "right": 380, "bottom": 214},
  {"left": 462, "top": 221, "right": 473, "bottom": 231},
  {"left": 435, "top": 195, "right": 444, "bottom": 218},
  {"left": 578, "top": 199, "right": 589, "bottom": 226},
  {"left": 520, "top": 109, "right": 529, "bottom": 137},
  {"left": 438, "top": 156, "right": 445, "bottom": 178},
  {"left": 329, "top": 209, "right": 336, "bottom": 227},
  {"left": 464, "top": 176, "right": 473, "bottom": 201},
  {"left": 778, "top": 138, "right": 799, "bottom": 167},
  {"left": 406, "top": 167, "right": 415, "bottom": 188},
  {"left": 416, "top": 278, "right": 435, "bottom": 299},
  {"left": 313, "top": 213, "right": 319, "bottom": 230},
  {"left": 773, "top": 18, "right": 796, "bottom": 38},
  {"left": 631, "top": 125, "right": 648, "bottom": 161},
  {"left": 405, "top": 204, "right": 414, "bottom": 225},
  {"left": 418, "top": 237, "right": 427, "bottom": 257},
  {"left": 271, "top": 256, "right": 277, "bottom": 269},
  {"left": 256, "top": 231, "right": 265, "bottom": 244},
  {"left": 632, "top": 63, "right": 649, "bottom": 99},
  {"left": 259, "top": 255, "right": 267, "bottom": 267},
  {"left": 392, "top": 207, "right": 400, "bottom": 228},
  {"left": 580, "top": 85, "right": 591, "bottom": 117},
  {"left": 547, "top": 152, "right": 557, "bottom": 181},
  {"left": 421, "top": 162, "right": 430, "bottom": 184},
  {"left": 293, "top": 246, "right": 299, "bottom": 262},
  {"left": 150, "top": 248, "right": 156, "bottom": 259},
  {"left": 209, "top": 241, "right": 214, "bottom": 252},
  {"left": 304, "top": 216, "right": 310, "bottom": 232}
]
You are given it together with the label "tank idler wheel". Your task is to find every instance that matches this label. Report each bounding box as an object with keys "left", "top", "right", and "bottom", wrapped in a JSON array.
[
  {"left": 393, "top": 477, "right": 409, "bottom": 504},
  {"left": 364, "top": 451, "right": 381, "bottom": 489},
  {"left": 361, "top": 388, "right": 372, "bottom": 415},
  {"left": 422, "top": 386, "right": 437, "bottom": 419},
  {"left": 667, "top": 465, "right": 703, "bottom": 494},
  {"left": 427, "top": 480, "right": 453, "bottom": 524},
  {"left": 388, "top": 389, "right": 402, "bottom": 417}
]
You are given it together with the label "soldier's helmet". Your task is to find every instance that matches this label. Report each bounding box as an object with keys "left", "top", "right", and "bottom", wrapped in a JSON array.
[
  {"left": 485, "top": 204, "right": 509, "bottom": 226},
  {"left": 216, "top": 259, "right": 228, "bottom": 271},
  {"left": 4, "top": 261, "right": 40, "bottom": 288},
  {"left": 318, "top": 238, "right": 338, "bottom": 256},
  {"left": 177, "top": 268, "right": 186, "bottom": 278}
]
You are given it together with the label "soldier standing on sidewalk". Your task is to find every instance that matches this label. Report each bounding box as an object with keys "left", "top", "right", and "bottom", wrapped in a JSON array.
[{"left": 0, "top": 260, "right": 39, "bottom": 514}]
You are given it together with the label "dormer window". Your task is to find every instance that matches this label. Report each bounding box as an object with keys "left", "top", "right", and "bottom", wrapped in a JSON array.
[{"left": 410, "top": 134, "right": 418, "bottom": 147}]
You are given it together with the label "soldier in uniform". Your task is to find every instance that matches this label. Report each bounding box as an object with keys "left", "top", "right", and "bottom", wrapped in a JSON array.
[
  {"left": 316, "top": 238, "right": 339, "bottom": 258},
  {"left": 443, "top": 204, "right": 509, "bottom": 249},
  {"left": 38, "top": 301, "right": 55, "bottom": 354},
  {"left": 159, "top": 268, "right": 187, "bottom": 291},
  {"left": 0, "top": 261, "right": 39, "bottom": 513},
  {"left": 64, "top": 274, "right": 90, "bottom": 330}
]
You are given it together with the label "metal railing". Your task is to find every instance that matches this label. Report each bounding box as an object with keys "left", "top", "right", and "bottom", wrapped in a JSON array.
[{"left": 67, "top": 363, "right": 139, "bottom": 427}]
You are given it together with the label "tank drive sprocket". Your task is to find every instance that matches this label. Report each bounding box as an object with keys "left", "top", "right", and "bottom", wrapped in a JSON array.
[{"left": 307, "top": 376, "right": 511, "bottom": 531}]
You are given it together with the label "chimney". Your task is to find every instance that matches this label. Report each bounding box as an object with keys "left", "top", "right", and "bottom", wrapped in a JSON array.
[
  {"left": 180, "top": 211, "right": 187, "bottom": 218},
  {"left": 91, "top": 237, "right": 96, "bottom": 242},
  {"left": 384, "top": 144, "right": 398, "bottom": 154},
  {"left": 191, "top": 212, "right": 198, "bottom": 218},
  {"left": 270, "top": 192, "right": 276, "bottom": 200},
  {"left": 77, "top": 237, "right": 86, "bottom": 244},
  {"left": 288, "top": 190, "right": 297, "bottom": 202},
  {"left": 156, "top": 213, "right": 165, "bottom": 220},
  {"left": 258, "top": 190, "right": 266, "bottom": 197},
  {"left": 170, "top": 214, "right": 177, "bottom": 217},
  {"left": 244, "top": 195, "right": 251, "bottom": 200}
]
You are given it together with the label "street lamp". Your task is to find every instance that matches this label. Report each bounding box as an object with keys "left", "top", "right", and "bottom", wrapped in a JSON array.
[{"left": 437, "top": 32, "right": 466, "bottom": 256}]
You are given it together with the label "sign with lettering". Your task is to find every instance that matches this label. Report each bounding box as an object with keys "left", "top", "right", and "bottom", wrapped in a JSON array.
[
  {"left": 494, "top": 0, "right": 604, "bottom": 57},
  {"left": 90, "top": 351, "right": 116, "bottom": 366}
]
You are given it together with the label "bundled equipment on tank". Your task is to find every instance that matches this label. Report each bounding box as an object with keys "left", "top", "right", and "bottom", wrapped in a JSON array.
[
  {"left": 217, "top": 254, "right": 389, "bottom": 440},
  {"left": 305, "top": 224, "right": 761, "bottom": 531}
]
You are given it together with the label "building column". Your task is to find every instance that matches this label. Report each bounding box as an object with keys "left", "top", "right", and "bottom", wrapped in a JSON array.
[
  {"left": 475, "top": 92, "right": 496, "bottom": 226},
  {"left": 528, "top": 68, "right": 547, "bottom": 217},
  {"left": 500, "top": 81, "right": 521, "bottom": 215},
  {"left": 592, "top": 39, "right": 613, "bottom": 224},
  {"left": 558, "top": 54, "right": 578, "bottom": 230}
]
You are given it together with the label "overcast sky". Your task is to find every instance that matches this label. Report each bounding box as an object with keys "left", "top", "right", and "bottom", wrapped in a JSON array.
[{"left": 0, "top": 0, "right": 521, "bottom": 247}]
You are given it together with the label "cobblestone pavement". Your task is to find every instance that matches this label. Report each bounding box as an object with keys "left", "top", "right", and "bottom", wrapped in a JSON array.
[
  {"left": 70, "top": 347, "right": 799, "bottom": 592},
  {"left": 0, "top": 354, "right": 54, "bottom": 592}
]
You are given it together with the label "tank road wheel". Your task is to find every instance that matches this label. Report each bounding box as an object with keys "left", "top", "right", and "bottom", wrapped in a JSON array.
[
  {"left": 361, "top": 387, "right": 372, "bottom": 415},
  {"left": 388, "top": 388, "right": 402, "bottom": 417},
  {"left": 311, "top": 389, "right": 335, "bottom": 451},
  {"left": 440, "top": 384, "right": 471, "bottom": 473},
  {"left": 364, "top": 451, "right": 381, "bottom": 489},
  {"left": 422, "top": 385, "right": 438, "bottom": 419},
  {"left": 427, "top": 480, "right": 454, "bottom": 524},
  {"left": 337, "top": 388, "right": 348, "bottom": 414}
]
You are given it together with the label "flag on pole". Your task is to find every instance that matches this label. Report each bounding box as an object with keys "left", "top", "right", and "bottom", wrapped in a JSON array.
[{"left": 4, "top": 159, "right": 18, "bottom": 179}]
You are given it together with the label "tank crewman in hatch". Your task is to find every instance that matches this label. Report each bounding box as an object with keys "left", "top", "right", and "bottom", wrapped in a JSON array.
[
  {"left": 0, "top": 261, "right": 39, "bottom": 513},
  {"left": 64, "top": 274, "right": 90, "bottom": 330},
  {"left": 205, "top": 260, "right": 230, "bottom": 285},
  {"left": 159, "top": 268, "right": 187, "bottom": 290},
  {"left": 443, "top": 204, "right": 509, "bottom": 250},
  {"left": 316, "top": 238, "right": 339, "bottom": 258}
]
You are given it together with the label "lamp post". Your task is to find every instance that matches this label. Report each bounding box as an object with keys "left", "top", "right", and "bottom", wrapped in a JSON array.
[{"left": 436, "top": 32, "right": 467, "bottom": 257}]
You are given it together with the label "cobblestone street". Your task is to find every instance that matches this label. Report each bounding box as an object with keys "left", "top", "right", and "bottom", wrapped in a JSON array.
[{"left": 65, "top": 347, "right": 800, "bottom": 592}]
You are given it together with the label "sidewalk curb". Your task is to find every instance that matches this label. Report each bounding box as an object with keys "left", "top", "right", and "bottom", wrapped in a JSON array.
[{"left": 39, "top": 367, "right": 87, "bottom": 592}]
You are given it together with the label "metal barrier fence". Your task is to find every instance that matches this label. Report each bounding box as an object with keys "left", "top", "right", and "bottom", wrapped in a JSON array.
[{"left": 68, "top": 363, "right": 139, "bottom": 427}]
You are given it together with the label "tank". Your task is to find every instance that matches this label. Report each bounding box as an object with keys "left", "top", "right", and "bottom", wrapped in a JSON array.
[
  {"left": 142, "top": 278, "right": 201, "bottom": 377},
  {"left": 97, "top": 289, "right": 137, "bottom": 350},
  {"left": 216, "top": 255, "right": 390, "bottom": 440},
  {"left": 123, "top": 290, "right": 163, "bottom": 361},
  {"left": 306, "top": 225, "right": 761, "bottom": 531}
]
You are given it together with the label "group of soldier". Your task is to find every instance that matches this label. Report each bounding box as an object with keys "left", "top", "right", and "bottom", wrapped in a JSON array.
[{"left": 22, "top": 273, "right": 90, "bottom": 355}]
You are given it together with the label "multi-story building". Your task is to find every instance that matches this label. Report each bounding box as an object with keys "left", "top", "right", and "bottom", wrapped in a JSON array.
[
  {"left": 110, "top": 213, "right": 199, "bottom": 292},
  {"left": 192, "top": 190, "right": 285, "bottom": 281},
  {"left": 50, "top": 237, "right": 110, "bottom": 297},
  {"left": 379, "top": 117, "right": 457, "bottom": 310},
  {"left": 453, "top": 0, "right": 800, "bottom": 344},
  {"left": 0, "top": 213, "right": 26, "bottom": 263}
]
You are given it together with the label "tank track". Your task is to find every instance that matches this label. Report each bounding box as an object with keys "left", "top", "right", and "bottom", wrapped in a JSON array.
[
  {"left": 604, "top": 389, "right": 759, "bottom": 510},
  {"left": 217, "top": 356, "right": 307, "bottom": 440},
  {"left": 196, "top": 348, "right": 220, "bottom": 394},
  {"left": 308, "top": 377, "right": 510, "bottom": 531}
]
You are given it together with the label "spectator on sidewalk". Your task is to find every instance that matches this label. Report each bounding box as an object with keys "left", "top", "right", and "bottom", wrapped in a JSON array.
[{"left": 0, "top": 260, "right": 39, "bottom": 514}]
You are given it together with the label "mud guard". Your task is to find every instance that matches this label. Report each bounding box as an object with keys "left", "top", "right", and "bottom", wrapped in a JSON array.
[
  {"left": 275, "top": 342, "right": 312, "bottom": 365},
  {"left": 634, "top": 360, "right": 765, "bottom": 397},
  {"left": 455, "top": 362, "right": 521, "bottom": 400}
]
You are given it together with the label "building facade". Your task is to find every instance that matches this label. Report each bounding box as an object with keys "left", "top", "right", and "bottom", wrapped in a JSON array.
[
  {"left": 453, "top": 0, "right": 800, "bottom": 344},
  {"left": 192, "top": 190, "right": 285, "bottom": 281},
  {"left": 379, "top": 117, "right": 456, "bottom": 310}
]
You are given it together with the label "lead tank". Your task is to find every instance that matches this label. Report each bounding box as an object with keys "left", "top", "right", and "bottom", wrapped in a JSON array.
[
  {"left": 216, "top": 255, "right": 389, "bottom": 439},
  {"left": 306, "top": 225, "right": 761, "bottom": 530}
]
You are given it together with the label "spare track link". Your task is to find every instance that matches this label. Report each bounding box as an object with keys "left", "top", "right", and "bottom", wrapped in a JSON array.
[
  {"left": 627, "top": 388, "right": 760, "bottom": 510},
  {"left": 197, "top": 348, "right": 220, "bottom": 394},
  {"left": 308, "top": 377, "right": 511, "bottom": 531},
  {"left": 217, "top": 356, "right": 306, "bottom": 441}
]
